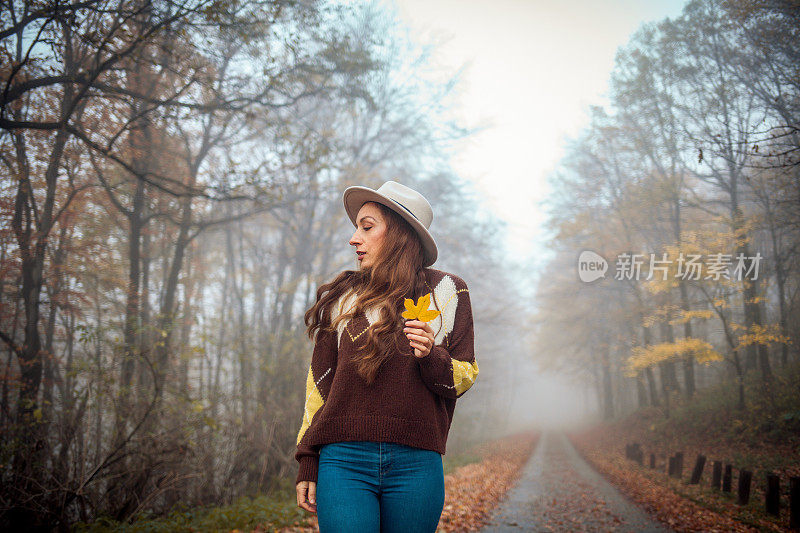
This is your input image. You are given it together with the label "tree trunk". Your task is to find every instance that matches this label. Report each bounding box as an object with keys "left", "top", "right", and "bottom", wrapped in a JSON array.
[
  {"left": 641, "top": 323, "right": 660, "bottom": 407},
  {"left": 732, "top": 206, "right": 772, "bottom": 383},
  {"left": 10, "top": 91, "right": 70, "bottom": 530},
  {"left": 601, "top": 344, "right": 614, "bottom": 420}
]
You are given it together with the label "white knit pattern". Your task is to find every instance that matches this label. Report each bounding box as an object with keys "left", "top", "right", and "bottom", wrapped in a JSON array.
[
  {"left": 333, "top": 289, "right": 358, "bottom": 349},
  {"left": 331, "top": 275, "right": 460, "bottom": 348},
  {"left": 429, "top": 275, "right": 458, "bottom": 346}
]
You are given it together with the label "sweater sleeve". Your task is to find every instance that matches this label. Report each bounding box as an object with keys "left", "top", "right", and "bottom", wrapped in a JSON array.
[
  {"left": 416, "top": 277, "right": 479, "bottom": 399},
  {"left": 295, "top": 326, "right": 338, "bottom": 485}
]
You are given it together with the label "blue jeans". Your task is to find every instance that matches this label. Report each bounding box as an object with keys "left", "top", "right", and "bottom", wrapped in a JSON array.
[{"left": 316, "top": 440, "right": 445, "bottom": 532}]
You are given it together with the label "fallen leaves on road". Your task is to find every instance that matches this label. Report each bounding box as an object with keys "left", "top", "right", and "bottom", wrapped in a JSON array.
[
  {"left": 569, "top": 426, "right": 767, "bottom": 532},
  {"left": 483, "top": 432, "right": 661, "bottom": 532},
  {"left": 439, "top": 430, "right": 539, "bottom": 532},
  {"left": 526, "top": 448, "right": 632, "bottom": 532}
]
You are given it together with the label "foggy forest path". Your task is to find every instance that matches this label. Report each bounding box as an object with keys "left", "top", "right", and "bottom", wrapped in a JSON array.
[{"left": 479, "top": 430, "right": 673, "bottom": 532}]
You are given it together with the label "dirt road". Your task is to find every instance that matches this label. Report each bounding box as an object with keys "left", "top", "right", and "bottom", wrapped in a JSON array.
[{"left": 479, "top": 430, "right": 673, "bottom": 532}]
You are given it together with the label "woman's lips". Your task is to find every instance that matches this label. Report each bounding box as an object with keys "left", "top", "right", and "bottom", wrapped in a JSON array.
[{"left": 357, "top": 251, "right": 366, "bottom": 261}]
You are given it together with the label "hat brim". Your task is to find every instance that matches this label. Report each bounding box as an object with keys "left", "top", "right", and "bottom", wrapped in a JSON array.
[{"left": 343, "top": 185, "right": 438, "bottom": 267}]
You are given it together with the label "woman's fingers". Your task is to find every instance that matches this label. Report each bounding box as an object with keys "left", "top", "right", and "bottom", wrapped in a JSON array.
[
  {"left": 404, "top": 323, "right": 433, "bottom": 340},
  {"left": 407, "top": 333, "right": 432, "bottom": 349},
  {"left": 404, "top": 319, "right": 435, "bottom": 357},
  {"left": 296, "top": 481, "right": 317, "bottom": 514},
  {"left": 407, "top": 333, "right": 432, "bottom": 357},
  {"left": 308, "top": 482, "right": 316, "bottom": 506},
  {"left": 405, "top": 332, "right": 429, "bottom": 343}
]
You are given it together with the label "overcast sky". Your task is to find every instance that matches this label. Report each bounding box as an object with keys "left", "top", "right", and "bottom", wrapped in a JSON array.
[
  {"left": 391, "top": 0, "right": 687, "bottom": 275},
  {"left": 389, "top": 0, "right": 688, "bottom": 426}
]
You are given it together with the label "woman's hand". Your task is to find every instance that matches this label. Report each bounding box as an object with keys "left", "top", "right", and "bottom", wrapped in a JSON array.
[
  {"left": 404, "top": 319, "right": 435, "bottom": 358},
  {"left": 296, "top": 480, "right": 317, "bottom": 513}
]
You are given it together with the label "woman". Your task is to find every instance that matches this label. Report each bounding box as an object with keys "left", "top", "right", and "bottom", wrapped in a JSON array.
[{"left": 294, "top": 180, "right": 479, "bottom": 532}]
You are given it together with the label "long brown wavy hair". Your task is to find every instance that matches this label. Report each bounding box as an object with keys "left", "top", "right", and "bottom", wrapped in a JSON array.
[{"left": 304, "top": 201, "right": 443, "bottom": 386}]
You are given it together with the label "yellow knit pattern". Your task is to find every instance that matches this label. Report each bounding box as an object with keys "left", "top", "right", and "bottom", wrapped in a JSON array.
[
  {"left": 296, "top": 365, "right": 327, "bottom": 446},
  {"left": 452, "top": 358, "right": 479, "bottom": 395},
  {"left": 346, "top": 324, "right": 369, "bottom": 343}
]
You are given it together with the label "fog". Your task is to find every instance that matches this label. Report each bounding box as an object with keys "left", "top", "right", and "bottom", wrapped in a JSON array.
[{"left": 2, "top": 0, "right": 798, "bottom": 528}]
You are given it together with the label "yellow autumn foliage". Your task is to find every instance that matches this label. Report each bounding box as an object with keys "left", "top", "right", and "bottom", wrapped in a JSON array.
[
  {"left": 668, "top": 308, "right": 715, "bottom": 325},
  {"left": 735, "top": 323, "right": 791, "bottom": 351},
  {"left": 713, "top": 298, "right": 729, "bottom": 309},
  {"left": 624, "top": 337, "right": 723, "bottom": 377},
  {"left": 642, "top": 304, "right": 681, "bottom": 328}
]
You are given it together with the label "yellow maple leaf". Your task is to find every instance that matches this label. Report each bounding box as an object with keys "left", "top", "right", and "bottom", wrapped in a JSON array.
[{"left": 402, "top": 293, "right": 440, "bottom": 322}]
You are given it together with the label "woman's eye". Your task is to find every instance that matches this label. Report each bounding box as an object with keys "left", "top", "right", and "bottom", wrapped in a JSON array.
[{"left": 364, "top": 227, "right": 372, "bottom": 231}]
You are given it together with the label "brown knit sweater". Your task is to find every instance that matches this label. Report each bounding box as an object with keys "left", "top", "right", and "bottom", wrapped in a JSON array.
[{"left": 294, "top": 267, "right": 478, "bottom": 484}]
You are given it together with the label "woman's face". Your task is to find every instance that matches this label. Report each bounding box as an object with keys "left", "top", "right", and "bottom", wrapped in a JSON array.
[{"left": 349, "top": 202, "right": 388, "bottom": 269}]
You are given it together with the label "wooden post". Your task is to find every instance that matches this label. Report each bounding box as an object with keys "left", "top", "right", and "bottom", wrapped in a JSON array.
[
  {"left": 738, "top": 470, "right": 752, "bottom": 505},
  {"left": 668, "top": 455, "right": 675, "bottom": 477},
  {"left": 790, "top": 476, "right": 799, "bottom": 529},
  {"left": 766, "top": 473, "right": 780, "bottom": 516},
  {"left": 628, "top": 443, "right": 642, "bottom": 464},
  {"left": 650, "top": 453, "right": 655, "bottom": 469},
  {"left": 690, "top": 454, "right": 706, "bottom": 484},
  {"left": 712, "top": 461, "right": 722, "bottom": 490},
  {"left": 723, "top": 464, "right": 732, "bottom": 492},
  {"left": 675, "top": 451, "right": 684, "bottom": 479}
]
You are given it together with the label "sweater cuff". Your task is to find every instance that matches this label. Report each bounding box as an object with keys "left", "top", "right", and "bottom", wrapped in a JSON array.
[
  {"left": 417, "top": 345, "right": 451, "bottom": 372},
  {"left": 416, "top": 345, "right": 455, "bottom": 396},
  {"left": 296, "top": 456, "right": 319, "bottom": 484}
]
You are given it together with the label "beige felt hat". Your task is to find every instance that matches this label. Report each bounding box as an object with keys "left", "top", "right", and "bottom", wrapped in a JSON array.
[{"left": 343, "top": 180, "right": 438, "bottom": 267}]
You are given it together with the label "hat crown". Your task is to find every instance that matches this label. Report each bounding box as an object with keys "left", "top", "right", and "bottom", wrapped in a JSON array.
[{"left": 376, "top": 181, "right": 433, "bottom": 229}]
